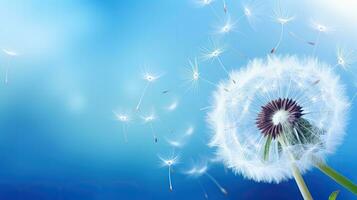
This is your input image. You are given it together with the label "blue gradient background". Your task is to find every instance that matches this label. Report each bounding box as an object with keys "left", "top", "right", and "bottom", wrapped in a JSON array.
[{"left": 0, "top": 0, "right": 356, "bottom": 199}]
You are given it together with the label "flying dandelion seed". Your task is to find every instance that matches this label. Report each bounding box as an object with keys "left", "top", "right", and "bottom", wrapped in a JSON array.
[
  {"left": 311, "top": 20, "right": 331, "bottom": 55},
  {"left": 208, "top": 56, "right": 357, "bottom": 199},
  {"left": 182, "top": 58, "right": 218, "bottom": 93},
  {"left": 241, "top": 0, "right": 263, "bottom": 30},
  {"left": 270, "top": 3, "right": 294, "bottom": 54},
  {"left": 182, "top": 58, "right": 201, "bottom": 93},
  {"left": 136, "top": 69, "right": 161, "bottom": 111},
  {"left": 158, "top": 153, "right": 179, "bottom": 192},
  {"left": 215, "top": 15, "right": 236, "bottom": 35},
  {"left": 142, "top": 112, "right": 159, "bottom": 143},
  {"left": 184, "top": 161, "right": 228, "bottom": 196},
  {"left": 113, "top": 111, "right": 130, "bottom": 143},
  {"left": 2, "top": 49, "right": 18, "bottom": 84},
  {"left": 335, "top": 46, "right": 356, "bottom": 72},
  {"left": 201, "top": 41, "right": 230, "bottom": 76}
]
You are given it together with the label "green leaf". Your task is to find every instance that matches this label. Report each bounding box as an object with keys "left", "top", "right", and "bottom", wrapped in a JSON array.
[
  {"left": 328, "top": 190, "right": 340, "bottom": 200},
  {"left": 263, "top": 135, "right": 272, "bottom": 161}
]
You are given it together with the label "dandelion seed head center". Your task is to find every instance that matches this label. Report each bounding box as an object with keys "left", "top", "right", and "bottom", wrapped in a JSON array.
[
  {"left": 222, "top": 24, "right": 231, "bottom": 33},
  {"left": 338, "top": 57, "right": 345, "bottom": 65},
  {"left": 193, "top": 72, "right": 199, "bottom": 80},
  {"left": 146, "top": 75, "right": 153, "bottom": 81},
  {"left": 119, "top": 115, "right": 128, "bottom": 121},
  {"left": 211, "top": 49, "right": 221, "bottom": 57},
  {"left": 277, "top": 17, "right": 292, "bottom": 25},
  {"left": 272, "top": 110, "right": 289, "bottom": 125},
  {"left": 317, "top": 24, "right": 327, "bottom": 32},
  {"left": 256, "top": 98, "right": 303, "bottom": 138}
]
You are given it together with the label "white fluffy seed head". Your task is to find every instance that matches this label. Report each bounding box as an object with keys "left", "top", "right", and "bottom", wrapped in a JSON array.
[{"left": 207, "top": 55, "right": 349, "bottom": 183}]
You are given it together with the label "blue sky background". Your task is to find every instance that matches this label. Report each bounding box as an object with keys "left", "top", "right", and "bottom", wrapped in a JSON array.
[{"left": 0, "top": 0, "right": 356, "bottom": 199}]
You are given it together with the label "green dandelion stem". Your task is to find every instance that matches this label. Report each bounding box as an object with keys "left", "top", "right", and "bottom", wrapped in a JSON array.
[
  {"left": 316, "top": 163, "right": 357, "bottom": 195},
  {"left": 291, "top": 163, "right": 313, "bottom": 200},
  {"left": 263, "top": 135, "right": 272, "bottom": 161},
  {"left": 278, "top": 137, "right": 313, "bottom": 200}
]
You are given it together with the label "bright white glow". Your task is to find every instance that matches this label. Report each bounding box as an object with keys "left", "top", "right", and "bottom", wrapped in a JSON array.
[{"left": 305, "top": 0, "right": 357, "bottom": 36}]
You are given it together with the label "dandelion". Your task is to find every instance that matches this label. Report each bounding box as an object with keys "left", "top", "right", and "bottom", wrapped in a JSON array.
[
  {"left": 142, "top": 111, "right": 159, "bottom": 143},
  {"left": 184, "top": 160, "right": 228, "bottom": 196},
  {"left": 158, "top": 153, "right": 179, "bottom": 191},
  {"left": 113, "top": 111, "right": 130, "bottom": 143},
  {"left": 270, "top": 3, "right": 294, "bottom": 53},
  {"left": 136, "top": 69, "right": 161, "bottom": 111},
  {"left": 311, "top": 20, "right": 332, "bottom": 55},
  {"left": 207, "top": 56, "right": 357, "bottom": 199},
  {"left": 2, "top": 49, "right": 18, "bottom": 84}
]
